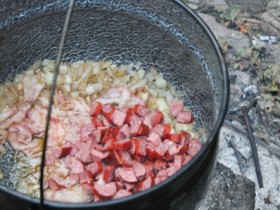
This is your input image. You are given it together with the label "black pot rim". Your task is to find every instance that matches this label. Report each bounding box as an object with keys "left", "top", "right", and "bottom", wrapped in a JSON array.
[{"left": 0, "top": 0, "right": 229, "bottom": 208}]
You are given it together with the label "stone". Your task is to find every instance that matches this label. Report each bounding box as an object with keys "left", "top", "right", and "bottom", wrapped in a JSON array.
[{"left": 199, "top": 162, "right": 255, "bottom": 210}]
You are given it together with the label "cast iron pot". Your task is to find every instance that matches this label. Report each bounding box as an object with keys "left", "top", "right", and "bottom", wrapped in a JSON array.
[{"left": 0, "top": 0, "right": 229, "bottom": 209}]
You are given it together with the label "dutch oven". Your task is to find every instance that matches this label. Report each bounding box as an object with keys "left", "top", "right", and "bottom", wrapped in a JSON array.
[{"left": 0, "top": 0, "right": 229, "bottom": 209}]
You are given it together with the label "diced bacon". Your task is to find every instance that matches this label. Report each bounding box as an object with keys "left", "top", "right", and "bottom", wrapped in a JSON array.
[
  {"left": 154, "top": 159, "right": 167, "bottom": 172},
  {"left": 103, "top": 138, "right": 116, "bottom": 151},
  {"left": 169, "top": 133, "right": 181, "bottom": 143},
  {"left": 78, "top": 170, "right": 94, "bottom": 184},
  {"left": 113, "top": 189, "right": 132, "bottom": 199},
  {"left": 146, "top": 142, "right": 157, "bottom": 160},
  {"left": 46, "top": 179, "right": 62, "bottom": 190},
  {"left": 143, "top": 160, "right": 155, "bottom": 177},
  {"left": 93, "top": 182, "right": 117, "bottom": 198},
  {"left": 147, "top": 132, "right": 161, "bottom": 145},
  {"left": 68, "top": 159, "right": 84, "bottom": 174},
  {"left": 113, "top": 150, "right": 133, "bottom": 166},
  {"left": 165, "top": 143, "right": 178, "bottom": 161},
  {"left": 180, "top": 131, "right": 191, "bottom": 145},
  {"left": 82, "top": 182, "right": 95, "bottom": 194},
  {"left": 183, "top": 155, "right": 192, "bottom": 165},
  {"left": 103, "top": 165, "right": 115, "bottom": 183},
  {"left": 177, "top": 145, "right": 188, "bottom": 154},
  {"left": 114, "top": 139, "right": 132, "bottom": 150},
  {"left": 154, "top": 142, "right": 169, "bottom": 158},
  {"left": 150, "top": 124, "right": 170, "bottom": 139},
  {"left": 169, "top": 100, "right": 184, "bottom": 117},
  {"left": 117, "top": 167, "right": 138, "bottom": 183},
  {"left": 133, "top": 104, "right": 148, "bottom": 117},
  {"left": 176, "top": 111, "right": 193, "bottom": 123},
  {"left": 8, "top": 124, "right": 32, "bottom": 145},
  {"left": 135, "top": 176, "right": 153, "bottom": 192},
  {"left": 150, "top": 111, "right": 163, "bottom": 127},
  {"left": 92, "top": 129, "right": 102, "bottom": 143},
  {"left": 133, "top": 138, "right": 147, "bottom": 156},
  {"left": 87, "top": 161, "right": 103, "bottom": 177},
  {"left": 89, "top": 102, "right": 102, "bottom": 116},
  {"left": 27, "top": 109, "right": 45, "bottom": 134},
  {"left": 0, "top": 107, "right": 17, "bottom": 123},
  {"left": 132, "top": 161, "right": 146, "bottom": 180},
  {"left": 129, "top": 115, "right": 142, "bottom": 136},
  {"left": 91, "top": 149, "right": 109, "bottom": 161},
  {"left": 174, "top": 155, "right": 183, "bottom": 169},
  {"left": 187, "top": 139, "right": 202, "bottom": 157},
  {"left": 80, "top": 124, "right": 94, "bottom": 142},
  {"left": 91, "top": 117, "right": 103, "bottom": 128},
  {"left": 125, "top": 108, "right": 133, "bottom": 125},
  {"left": 156, "top": 169, "right": 168, "bottom": 181},
  {"left": 136, "top": 123, "right": 150, "bottom": 136},
  {"left": 112, "top": 110, "right": 127, "bottom": 126},
  {"left": 118, "top": 124, "right": 130, "bottom": 140}
]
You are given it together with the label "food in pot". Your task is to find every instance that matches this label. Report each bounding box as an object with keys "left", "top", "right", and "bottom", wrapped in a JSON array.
[{"left": 0, "top": 60, "right": 202, "bottom": 202}]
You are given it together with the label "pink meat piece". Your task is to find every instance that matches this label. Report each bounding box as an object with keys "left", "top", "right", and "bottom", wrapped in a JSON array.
[
  {"left": 23, "top": 75, "right": 45, "bottom": 102},
  {"left": 154, "top": 159, "right": 167, "bottom": 172},
  {"left": 147, "top": 132, "right": 162, "bottom": 145},
  {"left": 150, "top": 124, "right": 165, "bottom": 137},
  {"left": 132, "top": 161, "right": 146, "bottom": 180},
  {"left": 129, "top": 114, "right": 142, "bottom": 135},
  {"left": 156, "top": 169, "right": 168, "bottom": 181},
  {"left": 78, "top": 170, "right": 94, "bottom": 184},
  {"left": 169, "top": 100, "right": 184, "bottom": 117},
  {"left": 135, "top": 176, "right": 153, "bottom": 192},
  {"left": 118, "top": 124, "right": 130, "bottom": 140},
  {"left": 113, "top": 189, "right": 132, "bottom": 199},
  {"left": 91, "top": 149, "right": 109, "bottom": 161},
  {"left": 51, "top": 173, "right": 77, "bottom": 188},
  {"left": 68, "top": 158, "right": 84, "bottom": 174},
  {"left": 116, "top": 167, "right": 138, "bottom": 183},
  {"left": 86, "top": 161, "right": 102, "bottom": 176},
  {"left": 187, "top": 139, "right": 202, "bottom": 157},
  {"left": 0, "top": 107, "right": 17, "bottom": 123},
  {"left": 167, "top": 166, "right": 179, "bottom": 176},
  {"left": 27, "top": 109, "right": 45, "bottom": 134},
  {"left": 176, "top": 111, "right": 193, "bottom": 123},
  {"left": 75, "top": 141, "right": 95, "bottom": 163},
  {"left": 8, "top": 124, "right": 32, "bottom": 145},
  {"left": 45, "top": 150, "right": 56, "bottom": 165},
  {"left": 143, "top": 115, "right": 152, "bottom": 129},
  {"left": 183, "top": 155, "right": 192, "bottom": 165},
  {"left": 154, "top": 142, "right": 169, "bottom": 157},
  {"left": 94, "top": 182, "right": 117, "bottom": 198},
  {"left": 112, "top": 110, "right": 127, "bottom": 126},
  {"left": 124, "top": 182, "right": 135, "bottom": 191},
  {"left": 92, "top": 129, "right": 102, "bottom": 143},
  {"left": 173, "top": 155, "right": 183, "bottom": 169},
  {"left": 80, "top": 124, "right": 94, "bottom": 142}
]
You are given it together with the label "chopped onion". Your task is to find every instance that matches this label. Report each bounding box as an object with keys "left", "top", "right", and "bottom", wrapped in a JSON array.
[
  {"left": 137, "top": 69, "right": 146, "bottom": 80},
  {"left": 86, "top": 84, "right": 95, "bottom": 95},
  {"left": 92, "top": 62, "right": 100, "bottom": 75},
  {"left": 59, "top": 62, "right": 68, "bottom": 75},
  {"left": 70, "top": 92, "right": 79, "bottom": 98},
  {"left": 156, "top": 98, "right": 169, "bottom": 112},
  {"left": 62, "top": 84, "right": 71, "bottom": 93},
  {"left": 44, "top": 72, "right": 54, "bottom": 86},
  {"left": 175, "top": 123, "right": 194, "bottom": 133},
  {"left": 155, "top": 77, "right": 167, "bottom": 88},
  {"left": 130, "top": 79, "right": 147, "bottom": 92}
]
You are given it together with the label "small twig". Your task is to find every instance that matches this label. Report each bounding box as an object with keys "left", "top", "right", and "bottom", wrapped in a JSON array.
[
  {"left": 226, "top": 136, "right": 248, "bottom": 174},
  {"left": 223, "top": 120, "right": 280, "bottom": 158},
  {"left": 241, "top": 106, "right": 263, "bottom": 188},
  {"left": 256, "top": 104, "right": 273, "bottom": 136}
]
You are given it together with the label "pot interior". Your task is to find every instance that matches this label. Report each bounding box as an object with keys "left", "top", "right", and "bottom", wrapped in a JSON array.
[{"left": 0, "top": 0, "right": 228, "bottom": 206}]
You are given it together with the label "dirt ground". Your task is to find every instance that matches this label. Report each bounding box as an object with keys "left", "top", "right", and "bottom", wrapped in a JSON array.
[{"left": 183, "top": 0, "right": 280, "bottom": 209}]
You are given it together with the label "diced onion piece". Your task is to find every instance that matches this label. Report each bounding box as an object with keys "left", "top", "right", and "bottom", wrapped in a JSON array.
[
  {"left": 24, "top": 69, "right": 35, "bottom": 76},
  {"left": 86, "top": 84, "right": 95, "bottom": 95},
  {"left": 92, "top": 62, "right": 100, "bottom": 75},
  {"left": 63, "top": 75, "right": 72, "bottom": 84},
  {"left": 156, "top": 98, "right": 169, "bottom": 112},
  {"left": 59, "top": 63, "right": 68, "bottom": 75},
  {"left": 93, "top": 82, "right": 103, "bottom": 92},
  {"left": 175, "top": 123, "right": 193, "bottom": 133},
  {"left": 45, "top": 72, "right": 54, "bottom": 86},
  {"left": 30, "top": 60, "right": 42, "bottom": 71},
  {"left": 137, "top": 69, "right": 145, "bottom": 80},
  {"left": 42, "top": 60, "right": 55, "bottom": 72},
  {"left": 140, "top": 92, "right": 149, "bottom": 103},
  {"left": 130, "top": 79, "right": 147, "bottom": 92},
  {"left": 155, "top": 77, "right": 167, "bottom": 88},
  {"left": 62, "top": 84, "right": 71, "bottom": 93},
  {"left": 165, "top": 90, "right": 173, "bottom": 103},
  {"left": 72, "top": 81, "right": 79, "bottom": 91},
  {"left": 70, "top": 92, "right": 79, "bottom": 98}
]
